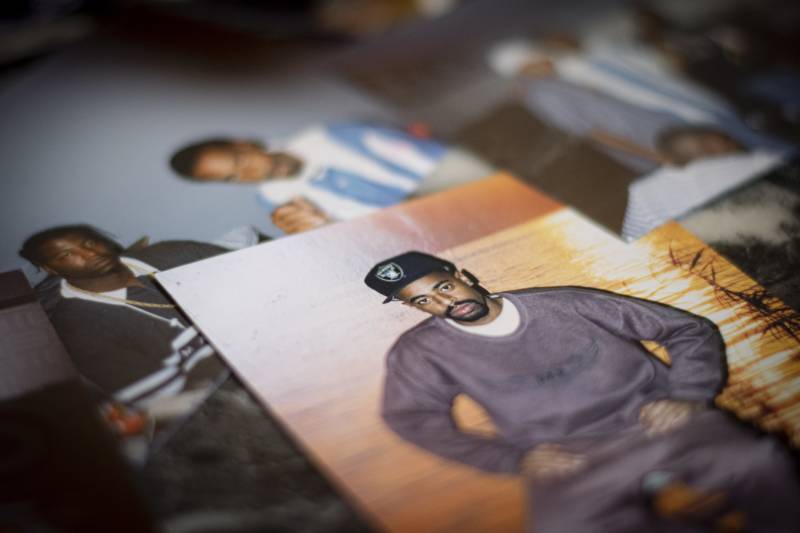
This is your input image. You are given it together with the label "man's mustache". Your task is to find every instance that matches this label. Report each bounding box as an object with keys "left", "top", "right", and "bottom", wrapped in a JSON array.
[{"left": 446, "top": 298, "right": 487, "bottom": 319}]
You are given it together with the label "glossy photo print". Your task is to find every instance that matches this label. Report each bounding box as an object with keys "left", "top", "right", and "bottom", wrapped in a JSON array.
[
  {"left": 158, "top": 175, "right": 800, "bottom": 532},
  {"left": 336, "top": 0, "right": 798, "bottom": 245},
  {"left": 167, "top": 121, "right": 492, "bottom": 238},
  {"left": 454, "top": 99, "right": 788, "bottom": 241},
  {"left": 17, "top": 224, "right": 231, "bottom": 459}
]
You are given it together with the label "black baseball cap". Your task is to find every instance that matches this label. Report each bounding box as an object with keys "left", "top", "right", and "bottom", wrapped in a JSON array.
[{"left": 364, "top": 251, "right": 456, "bottom": 304}]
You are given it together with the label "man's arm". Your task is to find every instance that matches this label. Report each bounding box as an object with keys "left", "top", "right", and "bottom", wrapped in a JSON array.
[
  {"left": 382, "top": 341, "right": 526, "bottom": 475},
  {"left": 571, "top": 288, "right": 727, "bottom": 403}
]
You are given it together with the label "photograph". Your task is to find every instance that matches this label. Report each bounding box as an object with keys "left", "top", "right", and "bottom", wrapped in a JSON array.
[
  {"left": 335, "top": 0, "right": 798, "bottom": 244},
  {"left": 168, "top": 121, "right": 492, "bottom": 236},
  {"left": 3, "top": 0, "right": 800, "bottom": 531},
  {"left": 158, "top": 174, "right": 800, "bottom": 532},
  {"left": 16, "top": 223, "right": 231, "bottom": 460},
  {"left": 0, "top": 270, "right": 157, "bottom": 532}
]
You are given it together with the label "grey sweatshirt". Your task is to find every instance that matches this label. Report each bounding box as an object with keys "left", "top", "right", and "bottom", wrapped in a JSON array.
[{"left": 381, "top": 287, "right": 726, "bottom": 475}]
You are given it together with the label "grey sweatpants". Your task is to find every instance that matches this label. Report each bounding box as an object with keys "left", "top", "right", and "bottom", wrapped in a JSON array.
[{"left": 527, "top": 410, "right": 800, "bottom": 533}]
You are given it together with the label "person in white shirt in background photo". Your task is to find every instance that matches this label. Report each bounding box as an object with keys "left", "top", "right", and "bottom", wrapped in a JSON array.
[
  {"left": 486, "top": 35, "right": 790, "bottom": 242},
  {"left": 169, "top": 122, "right": 493, "bottom": 236},
  {"left": 486, "top": 29, "right": 793, "bottom": 155}
]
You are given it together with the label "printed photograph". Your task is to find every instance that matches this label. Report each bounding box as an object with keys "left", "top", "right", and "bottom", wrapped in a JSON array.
[
  {"left": 3, "top": 1, "right": 799, "bottom": 531},
  {"left": 158, "top": 174, "right": 800, "bottom": 532},
  {"left": 17, "top": 224, "right": 231, "bottom": 459},
  {"left": 454, "top": 101, "right": 787, "bottom": 239},
  {"left": 168, "top": 121, "right": 492, "bottom": 237},
  {"left": 336, "top": 0, "right": 798, "bottom": 244},
  {"left": 0, "top": 270, "right": 156, "bottom": 531}
]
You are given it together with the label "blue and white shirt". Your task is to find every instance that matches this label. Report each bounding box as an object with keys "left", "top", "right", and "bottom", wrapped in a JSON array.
[
  {"left": 557, "top": 44, "right": 794, "bottom": 153},
  {"left": 258, "top": 123, "right": 447, "bottom": 222},
  {"left": 489, "top": 38, "right": 793, "bottom": 153}
]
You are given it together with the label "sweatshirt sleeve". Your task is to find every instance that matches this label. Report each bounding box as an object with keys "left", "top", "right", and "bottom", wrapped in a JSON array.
[
  {"left": 571, "top": 288, "right": 727, "bottom": 403},
  {"left": 381, "top": 337, "right": 526, "bottom": 475}
]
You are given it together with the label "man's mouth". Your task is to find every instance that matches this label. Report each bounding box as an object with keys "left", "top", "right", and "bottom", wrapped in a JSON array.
[
  {"left": 449, "top": 302, "right": 479, "bottom": 319},
  {"left": 90, "top": 256, "right": 118, "bottom": 271}
]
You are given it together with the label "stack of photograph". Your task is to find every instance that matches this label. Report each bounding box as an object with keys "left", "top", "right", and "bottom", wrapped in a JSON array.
[{"left": 2, "top": 0, "right": 799, "bottom": 532}]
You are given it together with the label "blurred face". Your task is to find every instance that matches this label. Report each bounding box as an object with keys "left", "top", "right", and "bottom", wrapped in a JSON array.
[
  {"left": 397, "top": 271, "right": 490, "bottom": 323},
  {"left": 540, "top": 32, "right": 581, "bottom": 52},
  {"left": 37, "top": 232, "right": 123, "bottom": 280},
  {"left": 191, "top": 141, "right": 303, "bottom": 182},
  {"left": 664, "top": 131, "right": 745, "bottom": 166},
  {"left": 519, "top": 58, "right": 557, "bottom": 78}
]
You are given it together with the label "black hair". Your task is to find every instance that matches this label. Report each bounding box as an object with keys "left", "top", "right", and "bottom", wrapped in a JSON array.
[
  {"left": 168, "top": 138, "right": 265, "bottom": 180},
  {"left": 19, "top": 224, "right": 122, "bottom": 267}
]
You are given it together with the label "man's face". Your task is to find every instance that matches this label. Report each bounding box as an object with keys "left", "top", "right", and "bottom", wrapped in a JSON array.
[
  {"left": 664, "top": 131, "right": 745, "bottom": 166},
  {"left": 191, "top": 141, "right": 303, "bottom": 183},
  {"left": 396, "top": 271, "right": 489, "bottom": 322},
  {"left": 37, "top": 232, "right": 124, "bottom": 280},
  {"left": 519, "top": 58, "right": 557, "bottom": 78}
]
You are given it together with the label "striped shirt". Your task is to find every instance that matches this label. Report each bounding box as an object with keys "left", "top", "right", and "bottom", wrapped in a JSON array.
[{"left": 258, "top": 123, "right": 446, "bottom": 222}]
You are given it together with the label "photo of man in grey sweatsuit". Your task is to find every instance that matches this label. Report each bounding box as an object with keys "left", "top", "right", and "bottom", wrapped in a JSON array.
[{"left": 364, "top": 251, "right": 800, "bottom": 532}]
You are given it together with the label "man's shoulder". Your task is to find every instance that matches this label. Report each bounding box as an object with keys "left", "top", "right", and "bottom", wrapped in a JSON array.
[
  {"left": 37, "top": 285, "right": 107, "bottom": 326},
  {"left": 504, "top": 285, "right": 648, "bottom": 312},
  {"left": 34, "top": 276, "right": 90, "bottom": 318},
  {"left": 391, "top": 316, "right": 441, "bottom": 345},
  {"left": 505, "top": 285, "right": 611, "bottom": 301},
  {"left": 325, "top": 121, "right": 448, "bottom": 153},
  {"left": 257, "top": 177, "right": 308, "bottom": 202},
  {"left": 386, "top": 317, "right": 442, "bottom": 364},
  {"left": 509, "top": 285, "right": 698, "bottom": 318}
]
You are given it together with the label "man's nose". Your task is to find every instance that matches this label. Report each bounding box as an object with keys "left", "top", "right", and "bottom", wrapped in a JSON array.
[
  {"left": 433, "top": 293, "right": 456, "bottom": 306},
  {"left": 78, "top": 247, "right": 103, "bottom": 261},
  {"left": 80, "top": 247, "right": 100, "bottom": 257}
]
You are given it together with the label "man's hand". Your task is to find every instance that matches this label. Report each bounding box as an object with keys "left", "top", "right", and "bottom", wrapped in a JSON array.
[
  {"left": 639, "top": 399, "right": 706, "bottom": 437},
  {"left": 271, "top": 197, "right": 333, "bottom": 235},
  {"left": 521, "top": 443, "right": 587, "bottom": 481},
  {"left": 101, "top": 402, "right": 146, "bottom": 437}
]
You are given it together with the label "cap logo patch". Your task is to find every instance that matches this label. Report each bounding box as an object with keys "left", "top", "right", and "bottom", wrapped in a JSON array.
[{"left": 376, "top": 262, "right": 404, "bottom": 282}]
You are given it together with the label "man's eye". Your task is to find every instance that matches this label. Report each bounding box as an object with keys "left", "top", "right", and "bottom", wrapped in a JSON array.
[
  {"left": 417, "top": 298, "right": 430, "bottom": 305},
  {"left": 440, "top": 283, "right": 453, "bottom": 292}
]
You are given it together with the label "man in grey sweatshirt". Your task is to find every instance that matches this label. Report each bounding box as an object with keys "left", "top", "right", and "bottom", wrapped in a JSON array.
[{"left": 364, "top": 251, "right": 800, "bottom": 532}]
